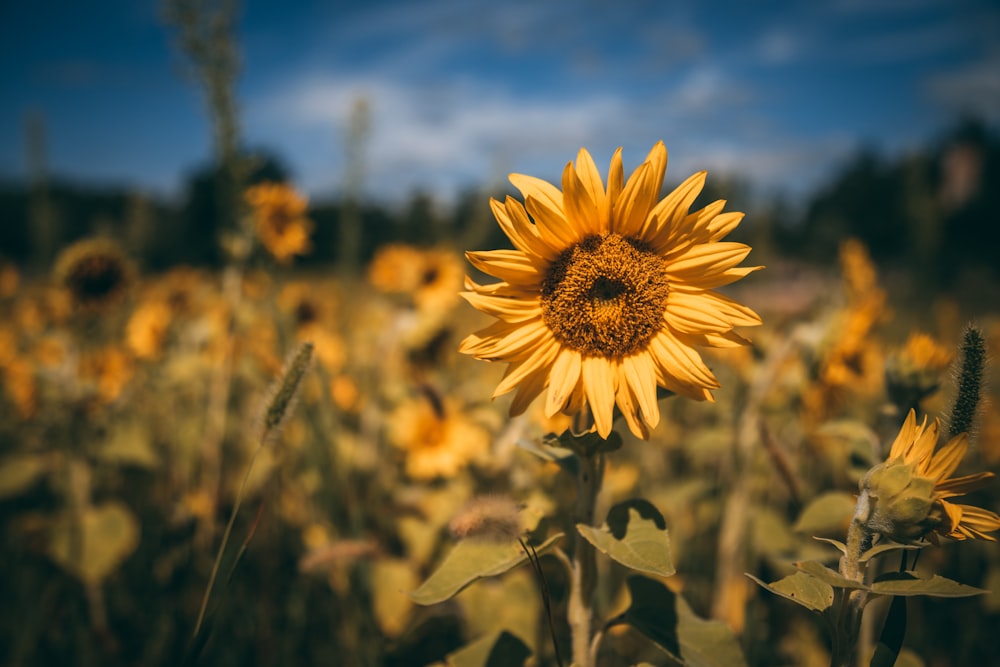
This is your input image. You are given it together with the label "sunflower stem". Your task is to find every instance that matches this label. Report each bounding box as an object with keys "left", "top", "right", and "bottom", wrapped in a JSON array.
[
  {"left": 568, "top": 434, "right": 603, "bottom": 667},
  {"left": 830, "top": 518, "right": 871, "bottom": 667}
]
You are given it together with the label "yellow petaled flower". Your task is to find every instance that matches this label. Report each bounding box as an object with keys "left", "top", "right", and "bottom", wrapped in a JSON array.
[
  {"left": 460, "top": 142, "right": 762, "bottom": 439},
  {"left": 245, "top": 182, "right": 313, "bottom": 263},
  {"left": 886, "top": 332, "right": 954, "bottom": 408},
  {"left": 54, "top": 238, "right": 132, "bottom": 311},
  {"left": 368, "top": 244, "right": 464, "bottom": 313},
  {"left": 388, "top": 393, "right": 490, "bottom": 480},
  {"left": 858, "top": 409, "right": 1000, "bottom": 542},
  {"left": 126, "top": 300, "right": 172, "bottom": 360}
]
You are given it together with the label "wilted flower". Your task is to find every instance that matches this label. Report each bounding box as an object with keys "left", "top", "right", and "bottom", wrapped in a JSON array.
[
  {"left": 460, "top": 142, "right": 761, "bottom": 439},
  {"left": 856, "top": 409, "right": 1000, "bottom": 543}
]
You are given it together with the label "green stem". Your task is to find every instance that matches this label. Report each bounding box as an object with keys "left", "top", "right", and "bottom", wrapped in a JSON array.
[
  {"left": 568, "top": 447, "right": 602, "bottom": 667},
  {"left": 831, "top": 519, "right": 871, "bottom": 667},
  {"left": 193, "top": 442, "right": 264, "bottom": 639}
]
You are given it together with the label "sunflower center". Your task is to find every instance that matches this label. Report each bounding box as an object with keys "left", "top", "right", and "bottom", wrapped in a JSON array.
[{"left": 541, "top": 234, "right": 670, "bottom": 358}]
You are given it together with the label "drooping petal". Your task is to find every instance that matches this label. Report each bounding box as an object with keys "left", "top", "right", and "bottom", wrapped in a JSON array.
[
  {"left": 614, "top": 364, "right": 650, "bottom": 440},
  {"left": 492, "top": 337, "right": 560, "bottom": 398},
  {"left": 925, "top": 433, "right": 969, "bottom": 482},
  {"left": 623, "top": 353, "right": 660, "bottom": 429},
  {"left": 582, "top": 355, "right": 617, "bottom": 438},
  {"left": 546, "top": 347, "right": 583, "bottom": 418}
]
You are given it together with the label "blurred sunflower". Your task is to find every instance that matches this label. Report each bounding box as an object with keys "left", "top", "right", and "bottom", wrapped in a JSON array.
[
  {"left": 79, "top": 346, "right": 134, "bottom": 404},
  {"left": 859, "top": 409, "right": 1000, "bottom": 543},
  {"left": 388, "top": 390, "right": 490, "bottom": 480},
  {"left": 245, "top": 182, "right": 313, "bottom": 263},
  {"left": 368, "top": 245, "right": 464, "bottom": 314},
  {"left": 885, "top": 332, "right": 954, "bottom": 411},
  {"left": 126, "top": 300, "right": 173, "bottom": 360},
  {"left": 54, "top": 238, "right": 132, "bottom": 311},
  {"left": 278, "top": 281, "right": 346, "bottom": 371},
  {"left": 460, "top": 142, "right": 761, "bottom": 439}
]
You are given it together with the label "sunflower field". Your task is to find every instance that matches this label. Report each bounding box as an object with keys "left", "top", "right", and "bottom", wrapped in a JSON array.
[{"left": 3, "top": 4, "right": 1000, "bottom": 667}]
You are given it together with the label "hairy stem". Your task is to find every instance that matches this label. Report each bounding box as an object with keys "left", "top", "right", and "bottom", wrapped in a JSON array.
[{"left": 568, "top": 447, "right": 602, "bottom": 667}]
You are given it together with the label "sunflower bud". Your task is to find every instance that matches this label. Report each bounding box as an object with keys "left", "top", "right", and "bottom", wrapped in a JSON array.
[{"left": 856, "top": 458, "right": 937, "bottom": 542}]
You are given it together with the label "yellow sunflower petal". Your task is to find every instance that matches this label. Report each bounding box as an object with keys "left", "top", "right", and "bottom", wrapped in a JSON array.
[
  {"left": 649, "top": 330, "right": 721, "bottom": 390},
  {"left": 935, "top": 471, "right": 995, "bottom": 498},
  {"left": 546, "top": 348, "right": 583, "bottom": 418},
  {"left": 461, "top": 291, "right": 541, "bottom": 322},
  {"left": 526, "top": 193, "right": 582, "bottom": 249},
  {"left": 606, "top": 147, "right": 624, "bottom": 212},
  {"left": 460, "top": 319, "right": 551, "bottom": 359},
  {"left": 925, "top": 433, "right": 968, "bottom": 482},
  {"left": 664, "top": 242, "right": 753, "bottom": 276},
  {"left": 571, "top": 147, "right": 609, "bottom": 234},
  {"left": 509, "top": 173, "right": 564, "bottom": 213},
  {"left": 614, "top": 365, "right": 650, "bottom": 440},
  {"left": 623, "top": 353, "right": 660, "bottom": 429},
  {"left": 490, "top": 197, "right": 557, "bottom": 262},
  {"left": 614, "top": 162, "right": 657, "bottom": 239},
  {"left": 887, "top": 409, "right": 919, "bottom": 460},
  {"left": 493, "top": 337, "right": 559, "bottom": 398},
  {"left": 645, "top": 171, "right": 706, "bottom": 247},
  {"left": 466, "top": 250, "right": 543, "bottom": 287},
  {"left": 582, "top": 355, "right": 617, "bottom": 438}
]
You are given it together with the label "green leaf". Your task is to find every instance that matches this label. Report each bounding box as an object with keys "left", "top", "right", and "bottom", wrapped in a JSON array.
[
  {"left": 577, "top": 500, "right": 674, "bottom": 578},
  {"left": 446, "top": 630, "right": 531, "bottom": 667},
  {"left": 557, "top": 429, "right": 623, "bottom": 456},
  {"left": 795, "top": 560, "right": 869, "bottom": 591},
  {"left": 794, "top": 491, "right": 857, "bottom": 536},
  {"left": 47, "top": 501, "right": 140, "bottom": 585},
  {"left": 870, "top": 594, "right": 906, "bottom": 667},
  {"left": 623, "top": 575, "right": 748, "bottom": 667},
  {"left": 0, "top": 454, "right": 49, "bottom": 499},
  {"left": 98, "top": 419, "right": 159, "bottom": 468},
  {"left": 812, "top": 536, "right": 848, "bottom": 556},
  {"left": 410, "top": 534, "right": 563, "bottom": 605},
  {"left": 858, "top": 541, "right": 921, "bottom": 564},
  {"left": 870, "top": 572, "right": 988, "bottom": 598},
  {"left": 746, "top": 571, "right": 835, "bottom": 612}
]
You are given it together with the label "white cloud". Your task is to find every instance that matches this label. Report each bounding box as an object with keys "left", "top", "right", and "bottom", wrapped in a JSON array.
[
  {"left": 246, "top": 63, "right": 860, "bottom": 208},
  {"left": 924, "top": 51, "right": 1000, "bottom": 122}
]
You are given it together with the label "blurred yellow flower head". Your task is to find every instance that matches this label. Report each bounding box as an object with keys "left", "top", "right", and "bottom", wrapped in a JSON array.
[
  {"left": 388, "top": 391, "right": 490, "bottom": 480},
  {"left": 245, "top": 181, "right": 313, "bottom": 263},
  {"left": 54, "top": 238, "right": 132, "bottom": 311}
]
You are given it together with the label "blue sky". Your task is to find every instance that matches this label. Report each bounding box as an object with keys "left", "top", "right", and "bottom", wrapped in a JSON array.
[{"left": 2, "top": 0, "right": 998, "bottom": 206}]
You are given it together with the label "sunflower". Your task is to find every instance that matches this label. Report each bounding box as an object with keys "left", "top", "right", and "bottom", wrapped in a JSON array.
[
  {"left": 245, "top": 182, "right": 313, "bottom": 263},
  {"left": 54, "top": 238, "right": 132, "bottom": 311},
  {"left": 859, "top": 409, "right": 1000, "bottom": 542},
  {"left": 460, "top": 142, "right": 761, "bottom": 439},
  {"left": 388, "top": 391, "right": 490, "bottom": 480}
]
